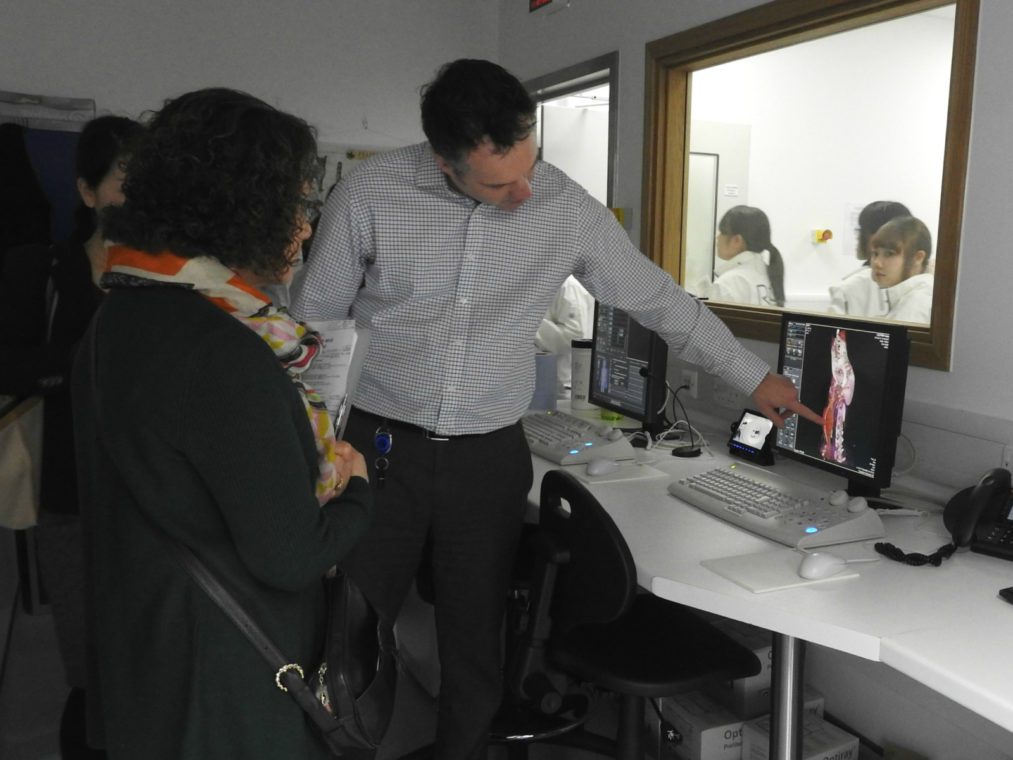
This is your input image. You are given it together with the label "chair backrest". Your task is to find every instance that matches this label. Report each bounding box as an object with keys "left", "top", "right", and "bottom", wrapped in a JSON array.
[{"left": 538, "top": 469, "right": 638, "bottom": 632}]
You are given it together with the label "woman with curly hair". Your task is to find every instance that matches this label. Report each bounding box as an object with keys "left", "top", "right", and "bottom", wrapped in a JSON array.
[{"left": 72, "top": 88, "right": 372, "bottom": 759}]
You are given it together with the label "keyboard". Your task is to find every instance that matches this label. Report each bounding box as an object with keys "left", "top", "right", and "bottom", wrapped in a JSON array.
[
  {"left": 667, "top": 462, "right": 884, "bottom": 549},
  {"left": 522, "top": 409, "right": 637, "bottom": 465}
]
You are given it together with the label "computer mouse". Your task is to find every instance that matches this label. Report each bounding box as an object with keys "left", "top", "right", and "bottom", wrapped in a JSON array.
[
  {"left": 586, "top": 457, "right": 622, "bottom": 477},
  {"left": 797, "top": 551, "right": 848, "bottom": 580}
]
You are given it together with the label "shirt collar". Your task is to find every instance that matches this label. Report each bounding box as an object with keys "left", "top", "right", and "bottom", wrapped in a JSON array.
[
  {"left": 415, "top": 144, "right": 464, "bottom": 199},
  {"left": 413, "top": 142, "right": 545, "bottom": 207}
]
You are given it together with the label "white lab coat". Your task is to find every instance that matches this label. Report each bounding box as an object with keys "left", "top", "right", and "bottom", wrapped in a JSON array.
[
  {"left": 882, "top": 273, "right": 933, "bottom": 323},
  {"left": 707, "top": 251, "right": 776, "bottom": 307},
  {"left": 534, "top": 275, "right": 595, "bottom": 387},
  {"left": 827, "top": 267, "right": 932, "bottom": 323},
  {"left": 827, "top": 266, "right": 888, "bottom": 318}
]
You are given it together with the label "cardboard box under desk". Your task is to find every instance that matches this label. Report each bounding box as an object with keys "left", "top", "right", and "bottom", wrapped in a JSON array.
[
  {"left": 650, "top": 687, "right": 825, "bottom": 760},
  {"left": 703, "top": 617, "right": 774, "bottom": 720},
  {"left": 742, "top": 713, "right": 858, "bottom": 760}
]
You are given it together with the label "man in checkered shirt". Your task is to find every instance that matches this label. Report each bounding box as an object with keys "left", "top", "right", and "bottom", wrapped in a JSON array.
[{"left": 292, "top": 59, "right": 820, "bottom": 759}]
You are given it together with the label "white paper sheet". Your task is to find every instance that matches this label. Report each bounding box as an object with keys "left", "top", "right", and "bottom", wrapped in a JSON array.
[{"left": 301, "top": 319, "right": 369, "bottom": 439}]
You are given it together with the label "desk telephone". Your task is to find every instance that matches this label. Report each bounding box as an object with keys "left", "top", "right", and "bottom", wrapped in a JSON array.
[{"left": 944, "top": 468, "right": 1013, "bottom": 560}]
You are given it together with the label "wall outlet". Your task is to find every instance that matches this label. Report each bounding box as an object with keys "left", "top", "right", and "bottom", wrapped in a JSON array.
[{"left": 680, "top": 369, "right": 699, "bottom": 399}]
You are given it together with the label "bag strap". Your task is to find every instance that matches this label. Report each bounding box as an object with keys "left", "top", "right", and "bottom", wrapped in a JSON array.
[
  {"left": 87, "top": 306, "right": 342, "bottom": 743},
  {"left": 172, "top": 543, "right": 341, "bottom": 737}
]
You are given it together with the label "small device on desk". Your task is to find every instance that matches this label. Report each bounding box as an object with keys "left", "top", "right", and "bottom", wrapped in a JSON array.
[
  {"left": 522, "top": 409, "right": 636, "bottom": 465},
  {"left": 668, "top": 462, "right": 884, "bottom": 549},
  {"left": 728, "top": 409, "right": 775, "bottom": 466}
]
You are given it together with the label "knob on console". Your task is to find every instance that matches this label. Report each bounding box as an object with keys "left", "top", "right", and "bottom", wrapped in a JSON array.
[
  {"left": 847, "top": 496, "right": 869, "bottom": 513},
  {"left": 829, "top": 489, "right": 849, "bottom": 507}
]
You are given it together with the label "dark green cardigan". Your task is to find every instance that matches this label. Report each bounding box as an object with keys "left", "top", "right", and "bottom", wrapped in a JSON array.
[{"left": 73, "top": 286, "right": 371, "bottom": 759}]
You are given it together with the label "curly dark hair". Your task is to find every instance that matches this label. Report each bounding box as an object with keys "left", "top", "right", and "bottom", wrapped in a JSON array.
[
  {"left": 420, "top": 59, "right": 536, "bottom": 170},
  {"left": 103, "top": 87, "right": 318, "bottom": 278}
]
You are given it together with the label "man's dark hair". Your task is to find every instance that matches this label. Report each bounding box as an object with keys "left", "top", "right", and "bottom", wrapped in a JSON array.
[
  {"left": 420, "top": 59, "right": 536, "bottom": 170},
  {"left": 857, "top": 200, "right": 911, "bottom": 260},
  {"left": 103, "top": 87, "right": 318, "bottom": 279},
  {"left": 72, "top": 115, "right": 143, "bottom": 243}
]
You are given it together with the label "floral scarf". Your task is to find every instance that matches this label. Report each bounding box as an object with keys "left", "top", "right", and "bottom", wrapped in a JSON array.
[{"left": 103, "top": 245, "right": 341, "bottom": 505}]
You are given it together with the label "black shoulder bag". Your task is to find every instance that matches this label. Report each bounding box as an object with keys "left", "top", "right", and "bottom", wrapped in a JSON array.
[
  {"left": 87, "top": 309, "right": 398, "bottom": 755},
  {"left": 174, "top": 545, "right": 398, "bottom": 754}
]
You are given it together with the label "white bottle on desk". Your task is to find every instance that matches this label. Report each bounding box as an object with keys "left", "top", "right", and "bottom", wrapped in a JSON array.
[{"left": 570, "top": 339, "right": 594, "bottom": 410}]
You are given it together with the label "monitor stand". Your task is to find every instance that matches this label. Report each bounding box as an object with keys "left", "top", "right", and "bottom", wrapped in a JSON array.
[{"left": 846, "top": 479, "right": 881, "bottom": 499}]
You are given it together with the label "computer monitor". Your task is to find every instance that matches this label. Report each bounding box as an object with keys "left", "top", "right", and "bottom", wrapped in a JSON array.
[
  {"left": 588, "top": 303, "right": 669, "bottom": 437},
  {"left": 774, "top": 312, "right": 909, "bottom": 497}
]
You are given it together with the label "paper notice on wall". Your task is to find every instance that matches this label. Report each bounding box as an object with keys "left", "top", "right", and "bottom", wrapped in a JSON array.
[{"left": 301, "top": 319, "right": 370, "bottom": 439}]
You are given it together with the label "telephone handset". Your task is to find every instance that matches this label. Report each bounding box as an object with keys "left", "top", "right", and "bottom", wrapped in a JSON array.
[{"left": 943, "top": 467, "right": 1013, "bottom": 560}]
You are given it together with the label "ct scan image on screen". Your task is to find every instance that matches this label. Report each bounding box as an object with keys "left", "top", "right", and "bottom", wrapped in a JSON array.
[{"left": 777, "top": 321, "right": 891, "bottom": 480}]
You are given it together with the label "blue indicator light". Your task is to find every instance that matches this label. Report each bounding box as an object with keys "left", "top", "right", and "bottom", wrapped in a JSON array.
[
  {"left": 804, "top": 526, "right": 819, "bottom": 534},
  {"left": 584, "top": 442, "right": 594, "bottom": 447},
  {"left": 569, "top": 449, "right": 581, "bottom": 455}
]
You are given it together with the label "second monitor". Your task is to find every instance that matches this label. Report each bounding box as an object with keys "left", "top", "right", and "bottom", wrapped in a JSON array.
[
  {"left": 775, "top": 312, "right": 909, "bottom": 498},
  {"left": 588, "top": 304, "right": 669, "bottom": 438}
]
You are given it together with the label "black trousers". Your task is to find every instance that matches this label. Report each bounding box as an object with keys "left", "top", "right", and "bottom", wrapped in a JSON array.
[{"left": 341, "top": 409, "right": 533, "bottom": 760}]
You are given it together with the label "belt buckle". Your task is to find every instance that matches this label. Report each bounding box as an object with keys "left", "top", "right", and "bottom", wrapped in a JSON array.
[{"left": 425, "top": 429, "right": 451, "bottom": 442}]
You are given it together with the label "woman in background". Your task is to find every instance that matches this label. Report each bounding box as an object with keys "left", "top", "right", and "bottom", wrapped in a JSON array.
[
  {"left": 868, "top": 215, "right": 933, "bottom": 323},
  {"left": 828, "top": 199, "right": 911, "bottom": 317},
  {"left": 709, "top": 205, "right": 786, "bottom": 307},
  {"left": 0, "top": 114, "right": 141, "bottom": 759},
  {"left": 73, "top": 88, "right": 371, "bottom": 759}
]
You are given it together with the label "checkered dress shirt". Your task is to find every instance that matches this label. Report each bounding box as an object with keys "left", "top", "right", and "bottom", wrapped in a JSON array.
[{"left": 291, "top": 143, "right": 768, "bottom": 435}]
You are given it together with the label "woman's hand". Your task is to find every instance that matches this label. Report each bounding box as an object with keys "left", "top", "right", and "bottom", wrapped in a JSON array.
[{"left": 333, "top": 440, "right": 368, "bottom": 494}]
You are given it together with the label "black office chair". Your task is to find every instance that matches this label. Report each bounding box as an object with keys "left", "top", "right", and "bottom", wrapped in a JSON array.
[
  {"left": 400, "top": 470, "right": 761, "bottom": 759},
  {"left": 501, "top": 468, "right": 762, "bottom": 759}
]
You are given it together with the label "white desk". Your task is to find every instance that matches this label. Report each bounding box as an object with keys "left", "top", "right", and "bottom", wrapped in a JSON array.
[{"left": 527, "top": 443, "right": 1013, "bottom": 757}]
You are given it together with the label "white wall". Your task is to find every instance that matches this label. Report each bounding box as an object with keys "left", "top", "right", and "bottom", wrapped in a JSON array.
[
  {"left": 541, "top": 103, "right": 609, "bottom": 203},
  {"left": 1, "top": 0, "right": 497, "bottom": 148}
]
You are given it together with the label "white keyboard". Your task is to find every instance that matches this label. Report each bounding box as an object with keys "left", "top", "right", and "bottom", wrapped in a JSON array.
[
  {"left": 522, "top": 409, "right": 637, "bottom": 465},
  {"left": 667, "top": 462, "right": 884, "bottom": 549}
]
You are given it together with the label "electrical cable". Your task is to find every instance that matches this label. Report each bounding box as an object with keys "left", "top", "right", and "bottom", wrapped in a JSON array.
[{"left": 670, "top": 384, "right": 702, "bottom": 458}]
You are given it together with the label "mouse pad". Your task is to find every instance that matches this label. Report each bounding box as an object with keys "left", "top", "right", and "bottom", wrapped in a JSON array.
[
  {"left": 572, "top": 462, "right": 667, "bottom": 485},
  {"left": 701, "top": 548, "right": 860, "bottom": 593}
]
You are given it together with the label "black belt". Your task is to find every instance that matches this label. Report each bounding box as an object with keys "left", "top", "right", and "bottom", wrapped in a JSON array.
[{"left": 352, "top": 408, "right": 489, "bottom": 442}]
